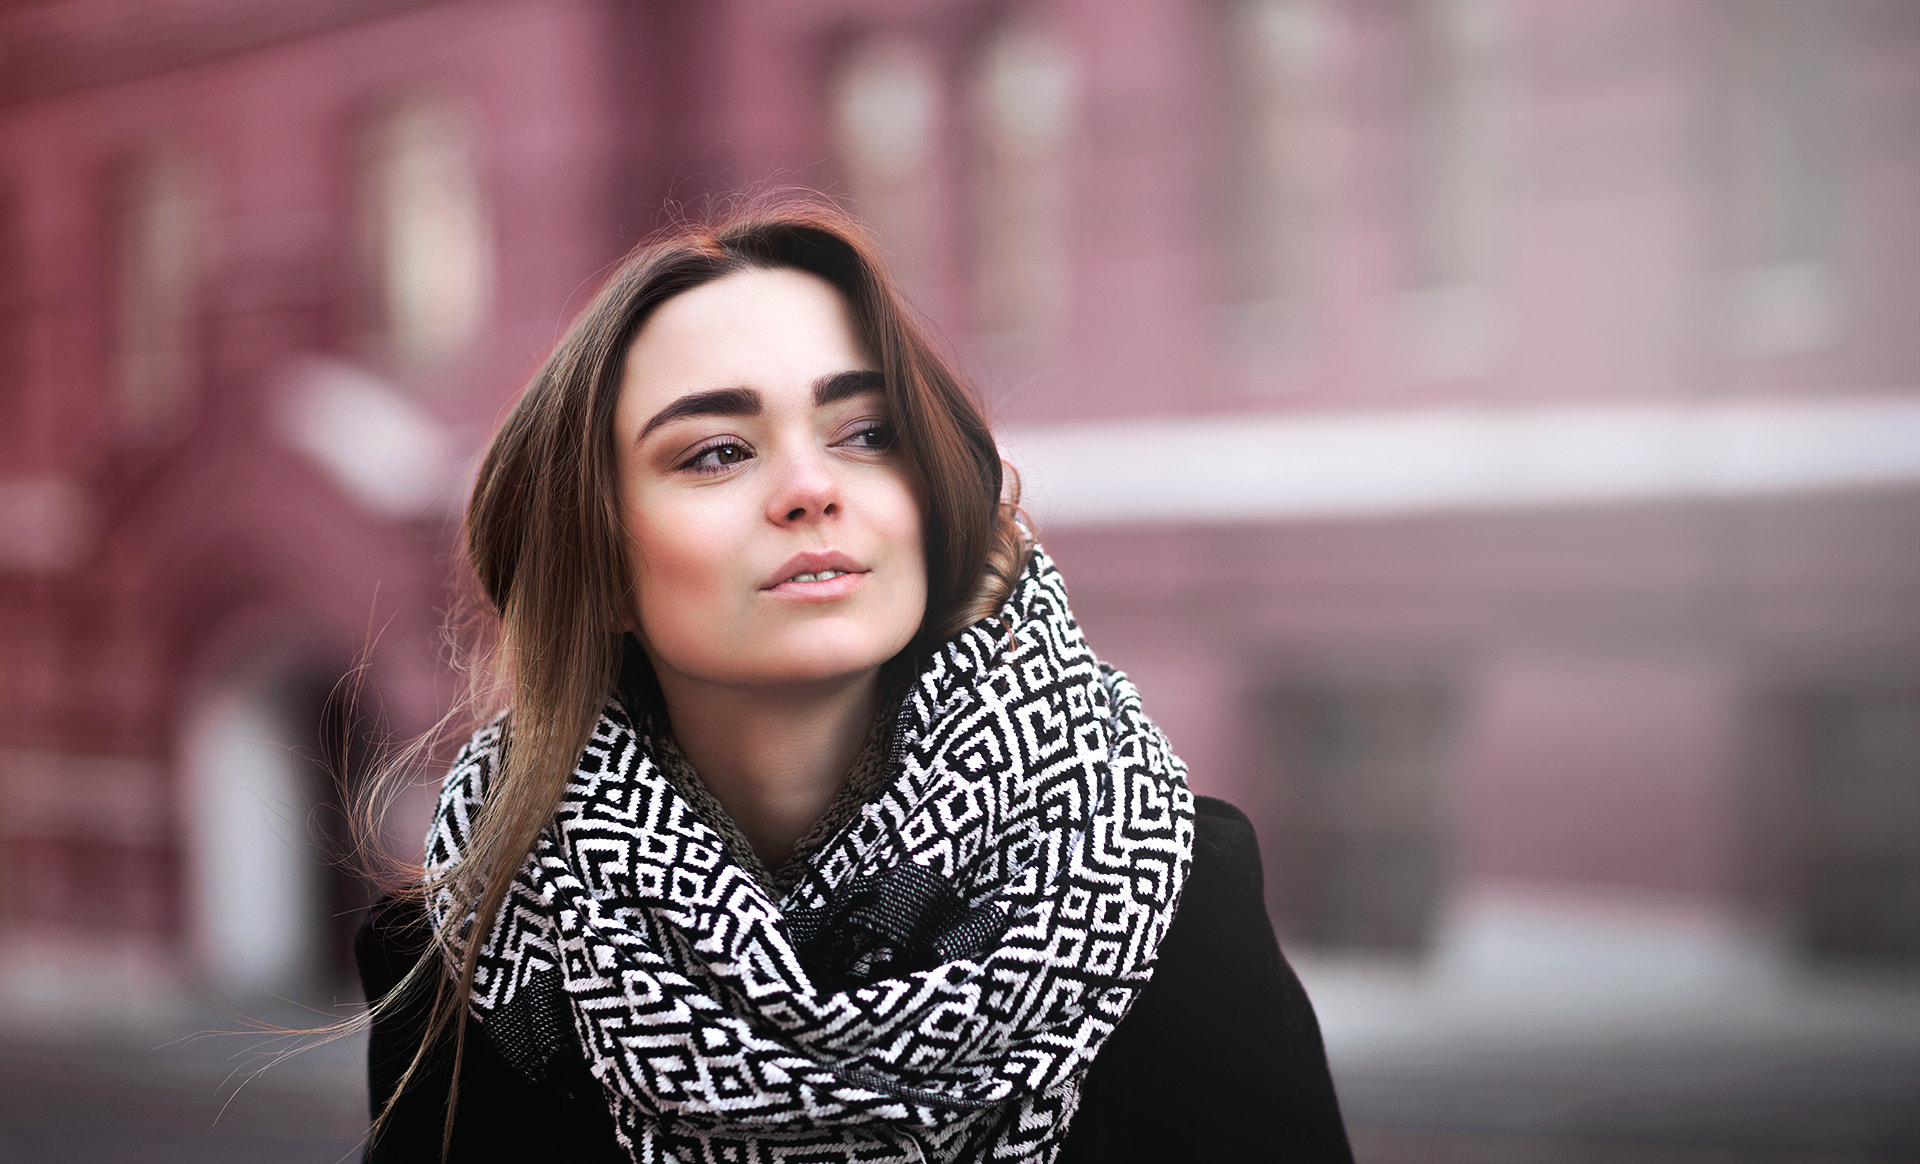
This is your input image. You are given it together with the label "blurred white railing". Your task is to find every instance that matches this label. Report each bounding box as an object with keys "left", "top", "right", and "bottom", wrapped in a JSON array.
[{"left": 1004, "top": 396, "right": 1920, "bottom": 528}]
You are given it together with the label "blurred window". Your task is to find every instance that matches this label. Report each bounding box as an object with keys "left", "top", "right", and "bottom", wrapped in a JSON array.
[
  {"left": 1406, "top": 0, "right": 1502, "bottom": 291},
  {"left": 1777, "top": 688, "right": 1920, "bottom": 964},
  {"left": 831, "top": 34, "right": 943, "bottom": 303},
  {"left": 1721, "top": 0, "right": 1842, "bottom": 357},
  {"left": 361, "top": 96, "right": 492, "bottom": 374},
  {"left": 1388, "top": 0, "right": 1508, "bottom": 383},
  {"left": 1223, "top": 0, "right": 1329, "bottom": 333},
  {"left": 113, "top": 150, "right": 202, "bottom": 440},
  {"left": 1260, "top": 683, "right": 1449, "bottom": 953},
  {"left": 0, "top": 184, "right": 24, "bottom": 447},
  {"left": 968, "top": 17, "right": 1078, "bottom": 351}
]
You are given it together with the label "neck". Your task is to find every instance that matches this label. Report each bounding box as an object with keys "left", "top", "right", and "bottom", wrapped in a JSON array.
[{"left": 651, "top": 669, "right": 880, "bottom": 868}]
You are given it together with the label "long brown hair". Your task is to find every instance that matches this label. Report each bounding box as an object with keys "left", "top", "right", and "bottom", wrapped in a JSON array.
[{"left": 363, "top": 195, "right": 1030, "bottom": 1151}]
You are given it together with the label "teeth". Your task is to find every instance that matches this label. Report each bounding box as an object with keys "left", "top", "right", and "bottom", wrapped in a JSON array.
[{"left": 789, "top": 570, "right": 847, "bottom": 583}]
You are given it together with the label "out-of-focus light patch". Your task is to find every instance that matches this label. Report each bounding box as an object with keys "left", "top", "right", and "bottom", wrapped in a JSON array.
[
  {"left": 274, "top": 357, "right": 455, "bottom": 519},
  {"left": 0, "top": 477, "right": 94, "bottom": 573},
  {"left": 1006, "top": 396, "right": 1920, "bottom": 528}
]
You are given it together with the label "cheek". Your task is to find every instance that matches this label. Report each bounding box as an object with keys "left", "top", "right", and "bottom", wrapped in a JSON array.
[
  {"left": 886, "top": 477, "right": 931, "bottom": 612},
  {"left": 623, "top": 496, "right": 727, "bottom": 639}
]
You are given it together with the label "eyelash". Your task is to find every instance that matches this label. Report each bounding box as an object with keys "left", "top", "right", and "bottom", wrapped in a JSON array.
[
  {"left": 674, "top": 421, "right": 897, "bottom": 476},
  {"left": 680, "top": 438, "right": 751, "bottom": 475},
  {"left": 842, "top": 421, "right": 898, "bottom": 452}
]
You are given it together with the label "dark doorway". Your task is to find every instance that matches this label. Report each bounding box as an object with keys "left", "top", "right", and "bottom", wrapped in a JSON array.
[
  {"left": 1259, "top": 682, "right": 1451, "bottom": 954},
  {"left": 1776, "top": 686, "right": 1920, "bottom": 964},
  {"left": 289, "top": 671, "right": 381, "bottom": 991}
]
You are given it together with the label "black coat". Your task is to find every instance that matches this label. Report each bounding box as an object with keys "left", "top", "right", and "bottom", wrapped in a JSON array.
[{"left": 355, "top": 796, "right": 1353, "bottom": 1162}]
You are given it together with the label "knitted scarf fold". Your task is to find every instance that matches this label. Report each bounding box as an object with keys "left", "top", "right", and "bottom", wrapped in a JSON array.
[{"left": 425, "top": 548, "right": 1195, "bottom": 1163}]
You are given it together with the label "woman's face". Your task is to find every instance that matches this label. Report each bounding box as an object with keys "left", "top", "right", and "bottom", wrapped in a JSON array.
[{"left": 613, "top": 266, "right": 928, "bottom": 694}]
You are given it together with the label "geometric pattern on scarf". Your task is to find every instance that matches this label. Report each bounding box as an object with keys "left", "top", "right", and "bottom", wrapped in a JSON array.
[{"left": 425, "top": 548, "right": 1195, "bottom": 1163}]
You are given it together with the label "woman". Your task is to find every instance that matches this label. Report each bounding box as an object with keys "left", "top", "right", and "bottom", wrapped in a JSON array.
[{"left": 356, "top": 199, "right": 1353, "bottom": 1162}]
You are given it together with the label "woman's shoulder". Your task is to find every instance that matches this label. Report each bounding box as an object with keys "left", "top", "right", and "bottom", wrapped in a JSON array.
[
  {"left": 1192, "top": 793, "right": 1255, "bottom": 845},
  {"left": 453, "top": 709, "right": 513, "bottom": 769},
  {"left": 1058, "top": 794, "right": 1355, "bottom": 1163},
  {"left": 355, "top": 896, "right": 627, "bottom": 1163},
  {"left": 1157, "top": 795, "right": 1290, "bottom": 1023},
  {"left": 428, "top": 709, "right": 513, "bottom": 812},
  {"left": 1186, "top": 794, "right": 1269, "bottom": 924}
]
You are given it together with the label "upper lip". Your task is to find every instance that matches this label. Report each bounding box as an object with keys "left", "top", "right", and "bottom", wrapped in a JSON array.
[{"left": 762, "top": 550, "right": 866, "bottom": 589}]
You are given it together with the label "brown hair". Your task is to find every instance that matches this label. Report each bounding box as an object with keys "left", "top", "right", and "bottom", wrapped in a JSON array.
[{"left": 367, "top": 196, "right": 1029, "bottom": 1152}]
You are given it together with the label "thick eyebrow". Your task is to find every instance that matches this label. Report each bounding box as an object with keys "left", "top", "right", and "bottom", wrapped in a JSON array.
[
  {"left": 815, "top": 369, "right": 886, "bottom": 406},
  {"left": 635, "top": 370, "right": 885, "bottom": 444},
  {"left": 637, "top": 386, "right": 760, "bottom": 442}
]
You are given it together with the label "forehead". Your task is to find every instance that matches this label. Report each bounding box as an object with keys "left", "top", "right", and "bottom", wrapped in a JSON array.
[{"left": 619, "top": 267, "right": 870, "bottom": 413}]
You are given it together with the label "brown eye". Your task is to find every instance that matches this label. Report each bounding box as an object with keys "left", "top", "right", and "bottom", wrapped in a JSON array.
[
  {"left": 844, "top": 423, "right": 897, "bottom": 451},
  {"left": 685, "top": 441, "right": 753, "bottom": 474}
]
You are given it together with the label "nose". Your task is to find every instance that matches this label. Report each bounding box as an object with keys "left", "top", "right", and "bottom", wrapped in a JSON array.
[{"left": 766, "top": 444, "right": 841, "bottom": 526}]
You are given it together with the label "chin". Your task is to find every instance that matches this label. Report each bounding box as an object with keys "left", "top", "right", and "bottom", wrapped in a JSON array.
[
  {"left": 649, "top": 638, "right": 904, "bottom": 692},
  {"left": 758, "top": 647, "right": 900, "bottom": 688},
  {"left": 752, "top": 625, "right": 916, "bottom": 687}
]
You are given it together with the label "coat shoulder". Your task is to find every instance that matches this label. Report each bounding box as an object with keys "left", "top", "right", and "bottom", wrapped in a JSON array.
[
  {"left": 355, "top": 899, "right": 625, "bottom": 1163},
  {"left": 1057, "top": 794, "right": 1355, "bottom": 1163}
]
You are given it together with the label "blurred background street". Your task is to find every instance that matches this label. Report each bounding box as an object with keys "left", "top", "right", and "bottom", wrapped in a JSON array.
[
  {"left": 3, "top": 980, "right": 1919, "bottom": 1162},
  {"left": 2, "top": 0, "right": 1918, "bottom": 1159}
]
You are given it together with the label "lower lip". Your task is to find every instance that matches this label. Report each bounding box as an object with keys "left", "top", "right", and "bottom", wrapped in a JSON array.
[{"left": 763, "top": 571, "right": 869, "bottom": 601}]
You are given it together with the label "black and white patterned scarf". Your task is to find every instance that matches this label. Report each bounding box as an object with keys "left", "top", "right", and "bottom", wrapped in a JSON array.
[{"left": 425, "top": 549, "right": 1195, "bottom": 1163}]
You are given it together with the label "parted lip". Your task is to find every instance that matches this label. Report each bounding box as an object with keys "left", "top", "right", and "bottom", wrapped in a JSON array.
[{"left": 761, "top": 549, "right": 866, "bottom": 589}]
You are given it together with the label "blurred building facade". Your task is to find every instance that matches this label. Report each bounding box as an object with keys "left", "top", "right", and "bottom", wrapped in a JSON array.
[{"left": 1, "top": 0, "right": 1917, "bottom": 1018}]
